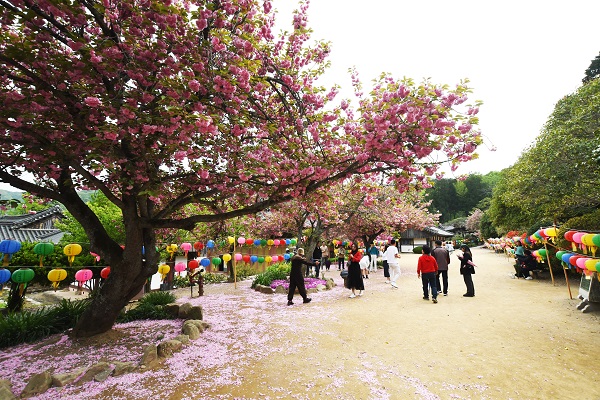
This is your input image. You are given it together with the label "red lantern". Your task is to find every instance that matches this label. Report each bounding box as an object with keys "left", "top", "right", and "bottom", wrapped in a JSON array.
[
  {"left": 193, "top": 241, "right": 204, "bottom": 251},
  {"left": 100, "top": 267, "right": 111, "bottom": 279},
  {"left": 188, "top": 259, "right": 199, "bottom": 271},
  {"left": 242, "top": 254, "right": 251, "bottom": 263},
  {"left": 564, "top": 230, "right": 577, "bottom": 242}
]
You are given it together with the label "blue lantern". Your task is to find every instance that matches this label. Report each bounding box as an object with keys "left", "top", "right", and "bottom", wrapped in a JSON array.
[{"left": 250, "top": 255, "right": 258, "bottom": 263}]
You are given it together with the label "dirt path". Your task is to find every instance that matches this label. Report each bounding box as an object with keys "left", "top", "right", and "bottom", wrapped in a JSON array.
[{"left": 3, "top": 247, "right": 600, "bottom": 399}]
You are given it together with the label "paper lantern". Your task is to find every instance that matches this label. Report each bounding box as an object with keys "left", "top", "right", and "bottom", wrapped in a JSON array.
[
  {"left": 47, "top": 268, "right": 68, "bottom": 289},
  {"left": 206, "top": 240, "right": 215, "bottom": 249},
  {"left": 573, "top": 232, "right": 585, "bottom": 244},
  {"left": 561, "top": 253, "right": 575, "bottom": 265},
  {"left": 180, "top": 243, "right": 192, "bottom": 257},
  {"left": 537, "top": 249, "right": 547, "bottom": 258},
  {"left": 245, "top": 238, "right": 252, "bottom": 246},
  {"left": 290, "top": 239, "right": 297, "bottom": 245},
  {"left": 250, "top": 255, "right": 258, "bottom": 263},
  {"left": 265, "top": 256, "right": 272, "bottom": 263},
  {"left": 242, "top": 254, "right": 251, "bottom": 263},
  {"left": 234, "top": 253, "right": 243, "bottom": 261},
  {"left": 273, "top": 239, "right": 280, "bottom": 246},
  {"left": 212, "top": 257, "right": 222, "bottom": 265},
  {"left": 564, "top": 230, "right": 577, "bottom": 242},
  {"left": 260, "top": 239, "right": 267, "bottom": 246},
  {"left": 582, "top": 234, "right": 595, "bottom": 247},
  {"left": 584, "top": 258, "right": 598, "bottom": 271},
  {"left": 284, "top": 253, "right": 291, "bottom": 260},
  {"left": 285, "top": 239, "right": 291, "bottom": 245},
  {"left": 33, "top": 242, "right": 55, "bottom": 267},
  {"left": 576, "top": 257, "right": 591, "bottom": 269},
  {"left": 166, "top": 244, "right": 178, "bottom": 259},
  {"left": 272, "top": 255, "right": 280, "bottom": 262},
  {"left": 188, "top": 260, "right": 199, "bottom": 271},
  {"left": 74, "top": 269, "right": 93, "bottom": 283},
  {"left": 63, "top": 243, "right": 82, "bottom": 266},
  {"left": 0, "top": 239, "right": 21, "bottom": 266},
  {"left": 223, "top": 253, "right": 232, "bottom": 262},
  {"left": 228, "top": 236, "right": 235, "bottom": 245},
  {"left": 267, "top": 239, "right": 274, "bottom": 246},
  {"left": 569, "top": 255, "right": 583, "bottom": 267},
  {"left": 194, "top": 241, "right": 204, "bottom": 251},
  {"left": 100, "top": 267, "right": 111, "bottom": 279},
  {"left": 158, "top": 264, "right": 170, "bottom": 281},
  {"left": 0, "top": 269, "right": 11, "bottom": 285},
  {"left": 253, "top": 239, "right": 261, "bottom": 246},
  {"left": 200, "top": 258, "right": 211, "bottom": 267},
  {"left": 12, "top": 268, "right": 35, "bottom": 284},
  {"left": 175, "top": 262, "right": 186, "bottom": 274},
  {"left": 237, "top": 237, "right": 245, "bottom": 245},
  {"left": 544, "top": 227, "right": 558, "bottom": 237},
  {"left": 555, "top": 251, "right": 566, "bottom": 260},
  {"left": 258, "top": 256, "right": 265, "bottom": 263},
  {"left": 594, "top": 261, "right": 600, "bottom": 273}
]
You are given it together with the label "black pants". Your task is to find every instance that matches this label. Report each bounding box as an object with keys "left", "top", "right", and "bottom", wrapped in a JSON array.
[
  {"left": 288, "top": 272, "right": 307, "bottom": 301},
  {"left": 383, "top": 260, "right": 390, "bottom": 278},
  {"left": 436, "top": 270, "right": 448, "bottom": 294},
  {"left": 463, "top": 273, "right": 475, "bottom": 296},
  {"left": 421, "top": 272, "right": 437, "bottom": 299}
]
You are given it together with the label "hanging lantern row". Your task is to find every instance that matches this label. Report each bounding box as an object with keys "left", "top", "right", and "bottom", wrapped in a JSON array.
[
  {"left": 0, "top": 267, "right": 34, "bottom": 295},
  {"left": 555, "top": 250, "right": 600, "bottom": 275},
  {"left": 235, "top": 237, "right": 297, "bottom": 247},
  {"left": 563, "top": 230, "right": 600, "bottom": 256}
]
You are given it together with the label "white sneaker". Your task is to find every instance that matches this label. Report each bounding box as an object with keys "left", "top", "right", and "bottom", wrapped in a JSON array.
[
  {"left": 384, "top": 281, "right": 390, "bottom": 284},
  {"left": 358, "top": 291, "right": 363, "bottom": 296},
  {"left": 525, "top": 276, "right": 533, "bottom": 280},
  {"left": 349, "top": 294, "right": 356, "bottom": 298},
  {"left": 391, "top": 282, "right": 398, "bottom": 288}
]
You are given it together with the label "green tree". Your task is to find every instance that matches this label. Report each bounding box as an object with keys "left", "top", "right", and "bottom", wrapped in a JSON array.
[{"left": 583, "top": 51, "right": 600, "bottom": 83}]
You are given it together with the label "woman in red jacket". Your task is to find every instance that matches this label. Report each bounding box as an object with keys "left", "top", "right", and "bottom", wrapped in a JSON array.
[
  {"left": 417, "top": 245, "right": 439, "bottom": 303},
  {"left": 346, "top": 243, "right": 365, "bottom": 298}
]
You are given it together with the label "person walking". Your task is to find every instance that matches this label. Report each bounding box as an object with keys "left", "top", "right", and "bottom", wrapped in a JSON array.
[
  {"left": 382, "top": 243, "right": 391, "bottom": 284},
  {"left": 368, "top": 243, "right": 379, "bottom": 273},
  {"left": 346, "top": 242, "right": 365, "bottom": 298},
  {"left": 287, "top": 248, "right": 318, "bottom": 306},
  {"left": 320, "top": 241, "right": 330, "bottom": 271},
  {"left": 382, "top": 239, "right": 401, "bottom": 288},
  {"left": 457, "top": 244, "right": 475, "bottom": 297},
  {"left": 311, "top": 245, "right": 322, "bottom": 278},
  {"left": 417, "top": 245, "right": 439, "bottom": 303},
  {"left": 336, "top": 245, "right": 346, "bottom": 270},
  {"left": 431, "top": 240, "right": 450, "bottom": 296}
]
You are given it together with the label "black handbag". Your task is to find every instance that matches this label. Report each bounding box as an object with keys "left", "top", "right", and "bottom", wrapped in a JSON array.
[{"left": 340, "top": 269, "right": 348, "bottom": 279}]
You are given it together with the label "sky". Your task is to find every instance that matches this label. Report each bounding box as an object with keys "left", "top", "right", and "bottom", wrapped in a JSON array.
[
  {"left": 272, "top": 0, "right": 600, "bottom": 176},
  {"left": 2, "top": 1, "right": 598, "bottom": 191}
]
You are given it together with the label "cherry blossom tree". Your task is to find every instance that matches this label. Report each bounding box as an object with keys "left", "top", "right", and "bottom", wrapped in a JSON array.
[{"left": 0, "top": 0, "right": 481, "bottom": 336}]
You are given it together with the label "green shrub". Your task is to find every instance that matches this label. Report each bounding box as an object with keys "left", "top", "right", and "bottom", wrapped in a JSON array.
[
  {"left": 117, "top": 302, "right": 176, "bottom": 323},
  {"left": 234, "top": 264, "right": 259, "bottom": 281},
  {"left": 203, "top": 273, "right": 227, "bottom": 284},
  {"left": 412, "top": 246, "right": 422, "bottom": 254},
  {"left": 0, "top": 298, "right": 90, "bottom": 349},
  {"left": 138, "top": 291, "right": 176, "bottom": 306},
  {"left": 172, "top": 275, "right": 190, "bottom": 289},
  {"left": 251, "top": 263, "right": 291, "bottom": 288}
]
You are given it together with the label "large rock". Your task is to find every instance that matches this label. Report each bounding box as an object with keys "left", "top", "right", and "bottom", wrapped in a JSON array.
[
  {"left": 182, "top": 321, "right": 201, "bottom": 340},
  {"left": 316, "top": 284, "right": 326, "bottom": 291},
  {"left": 157, "top": 339, "right": 183, "bottom": 358},
  {"left": 51, "top": 368, "right": 86, "bottom": 387},
  {"left": 274, "top": 285, "right": 286, "bottom": 294},
  {"left": 21, "top": 371, "right": 52, "bottom": 398},
  {"left": 164, "top": 303, "right": 180, "bottom": 318},
  {"left": 139, "top": 345, "right": 160, "bottom": 369},
  {"left": 75, "top": 362, "right": 113, "bottom": 384},
  {"left": 186, "top": 305, "right": 203, "bottom": 320},
  {"left": 0, "top": 379, "right": 15, "bottom": 400},
  {"left": 112, "top": 362, "right": 137, "bottom": 377},
  {"left": 178, "top": 302, "right": 193, "bottom": 319},
  {"left": 174, "top": 334, "right": 190, "bottom": 345}
]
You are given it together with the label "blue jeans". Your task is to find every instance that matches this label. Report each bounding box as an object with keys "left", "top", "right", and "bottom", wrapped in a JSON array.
[{"left": 421, "top": 272, "right": 437, "bottom": 299}]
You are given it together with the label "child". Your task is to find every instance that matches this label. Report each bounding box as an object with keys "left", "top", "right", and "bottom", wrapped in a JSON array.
[{"left": 417, "top": 245, "right": 439, "bottom": 303}]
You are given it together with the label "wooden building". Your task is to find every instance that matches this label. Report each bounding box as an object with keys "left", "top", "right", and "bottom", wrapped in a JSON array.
[{"left": 398, "top": 226, "right": 453, "bottom": 253}]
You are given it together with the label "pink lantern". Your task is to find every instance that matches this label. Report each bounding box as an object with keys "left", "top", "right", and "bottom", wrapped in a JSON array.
[
  {"left": 180, "top": 243, "right": 192, "bottom": 257},
  {"left": 573, "top": 232, "right": 586, "bottom": 244},
  {"left": 576, "top": 257, "right": 591, "bottom": 269},
  {"left": 90, "top": 252, "right": 101, "bottom": 262},
  {"left": 234, "top": 253, "right": 243, "bottom": 261},
  {"left": 273, "top": 239, "right": 280, "bottom": 246},
  {"left": 74, "top": 269, "right": 93, "bottom": 283},
  {"left": 238, "top": 237, "right": 245, "bottom": 245},
  {"left": 175, "top": 262, "right": 186, "bottom": 275}
]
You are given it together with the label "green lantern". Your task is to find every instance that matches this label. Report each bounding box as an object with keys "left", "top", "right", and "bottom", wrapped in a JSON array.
[
  {"left": 12, "top": 268, "right": 35, "bottom": 284},
  {"left": 212, "top": 257, "right": 222, "bottom": 266},
  {"left": 33, "top": 242, "right": 55, "bottom": 267}
]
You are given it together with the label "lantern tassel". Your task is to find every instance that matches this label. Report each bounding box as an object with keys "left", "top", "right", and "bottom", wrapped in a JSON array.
[
  {"left": 2, "top": 254, "right": 8, "bottom": 267},
  {"left": 18, "top": 283, "right": 25, "bottom": 296},
  {"left": 39, "top": 256, "right": 44, "bottom": 268}
]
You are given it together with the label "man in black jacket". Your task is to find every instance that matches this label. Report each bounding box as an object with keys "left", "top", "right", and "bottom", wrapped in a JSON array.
[{"left": 288, "top": 248, "right": 318, "bottom": 306}]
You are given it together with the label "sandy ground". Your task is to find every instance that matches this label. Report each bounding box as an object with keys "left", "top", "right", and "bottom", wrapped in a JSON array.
[{"left": 6, "top": 246, "right": 600, "bottom": 400}]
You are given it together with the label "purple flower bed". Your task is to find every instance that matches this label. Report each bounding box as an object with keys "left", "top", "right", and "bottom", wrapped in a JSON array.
[{"left": 270, "top": 278, "right": 327, "bottom": 290}]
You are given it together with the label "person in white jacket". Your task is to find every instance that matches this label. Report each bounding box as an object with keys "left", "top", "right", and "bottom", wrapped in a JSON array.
[{"left": 382, "top": 239, "right": 401, "bottom": 288}]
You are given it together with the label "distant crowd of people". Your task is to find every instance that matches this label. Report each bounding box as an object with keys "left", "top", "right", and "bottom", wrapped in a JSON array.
[{"left": 286, "top": 239, "right": 477, "bottom": 306}]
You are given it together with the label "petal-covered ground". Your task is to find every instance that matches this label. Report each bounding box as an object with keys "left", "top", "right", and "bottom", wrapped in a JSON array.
[{"left": 1, "top": 248, "right": 599, "bottom": 399}]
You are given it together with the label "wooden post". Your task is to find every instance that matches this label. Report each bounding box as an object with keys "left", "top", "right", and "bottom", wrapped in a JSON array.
[
  {"left": 543, "top": 241, "right": 556, "bottom": 286},
  {"left": 233, "top": 241, "right": 237, "bottom": 289}
]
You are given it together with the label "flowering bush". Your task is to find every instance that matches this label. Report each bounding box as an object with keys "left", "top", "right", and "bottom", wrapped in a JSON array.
[{"left": 270, "top": 278, "right": 327, "bottom": 290}]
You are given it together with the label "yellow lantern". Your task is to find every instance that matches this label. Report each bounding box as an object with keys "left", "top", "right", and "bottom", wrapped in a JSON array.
[
  {"left": 227, "top": 236, "right": 235, "bottom": 245},
  {"left": 267, "top": 239, "right": 274, "bottom": 246},
  {"left": 222, "top": 253, "right": 232, "bottom": 262},
  {"left": 265, "top": 256, "right": 272, "bottom": 263},
  {"left": 63, "top": 243, "right": 82, "bottom": 266},
  {"left": 158, "top": 264, "right": 170, "bottom": 281},
  {"left": 47, "top": 268, "right": 68, "bottom": 290},
  {"left": 166, "top": 244, "right": 178, "bottom": 259}
]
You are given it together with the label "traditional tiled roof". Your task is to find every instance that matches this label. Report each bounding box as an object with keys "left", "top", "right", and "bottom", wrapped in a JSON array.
[
  {"left": 424, "top": 226, "right": 454, "bottom": 237},
  {"left": 0, "top": 205, "right": 64, "bottom": 243}
]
